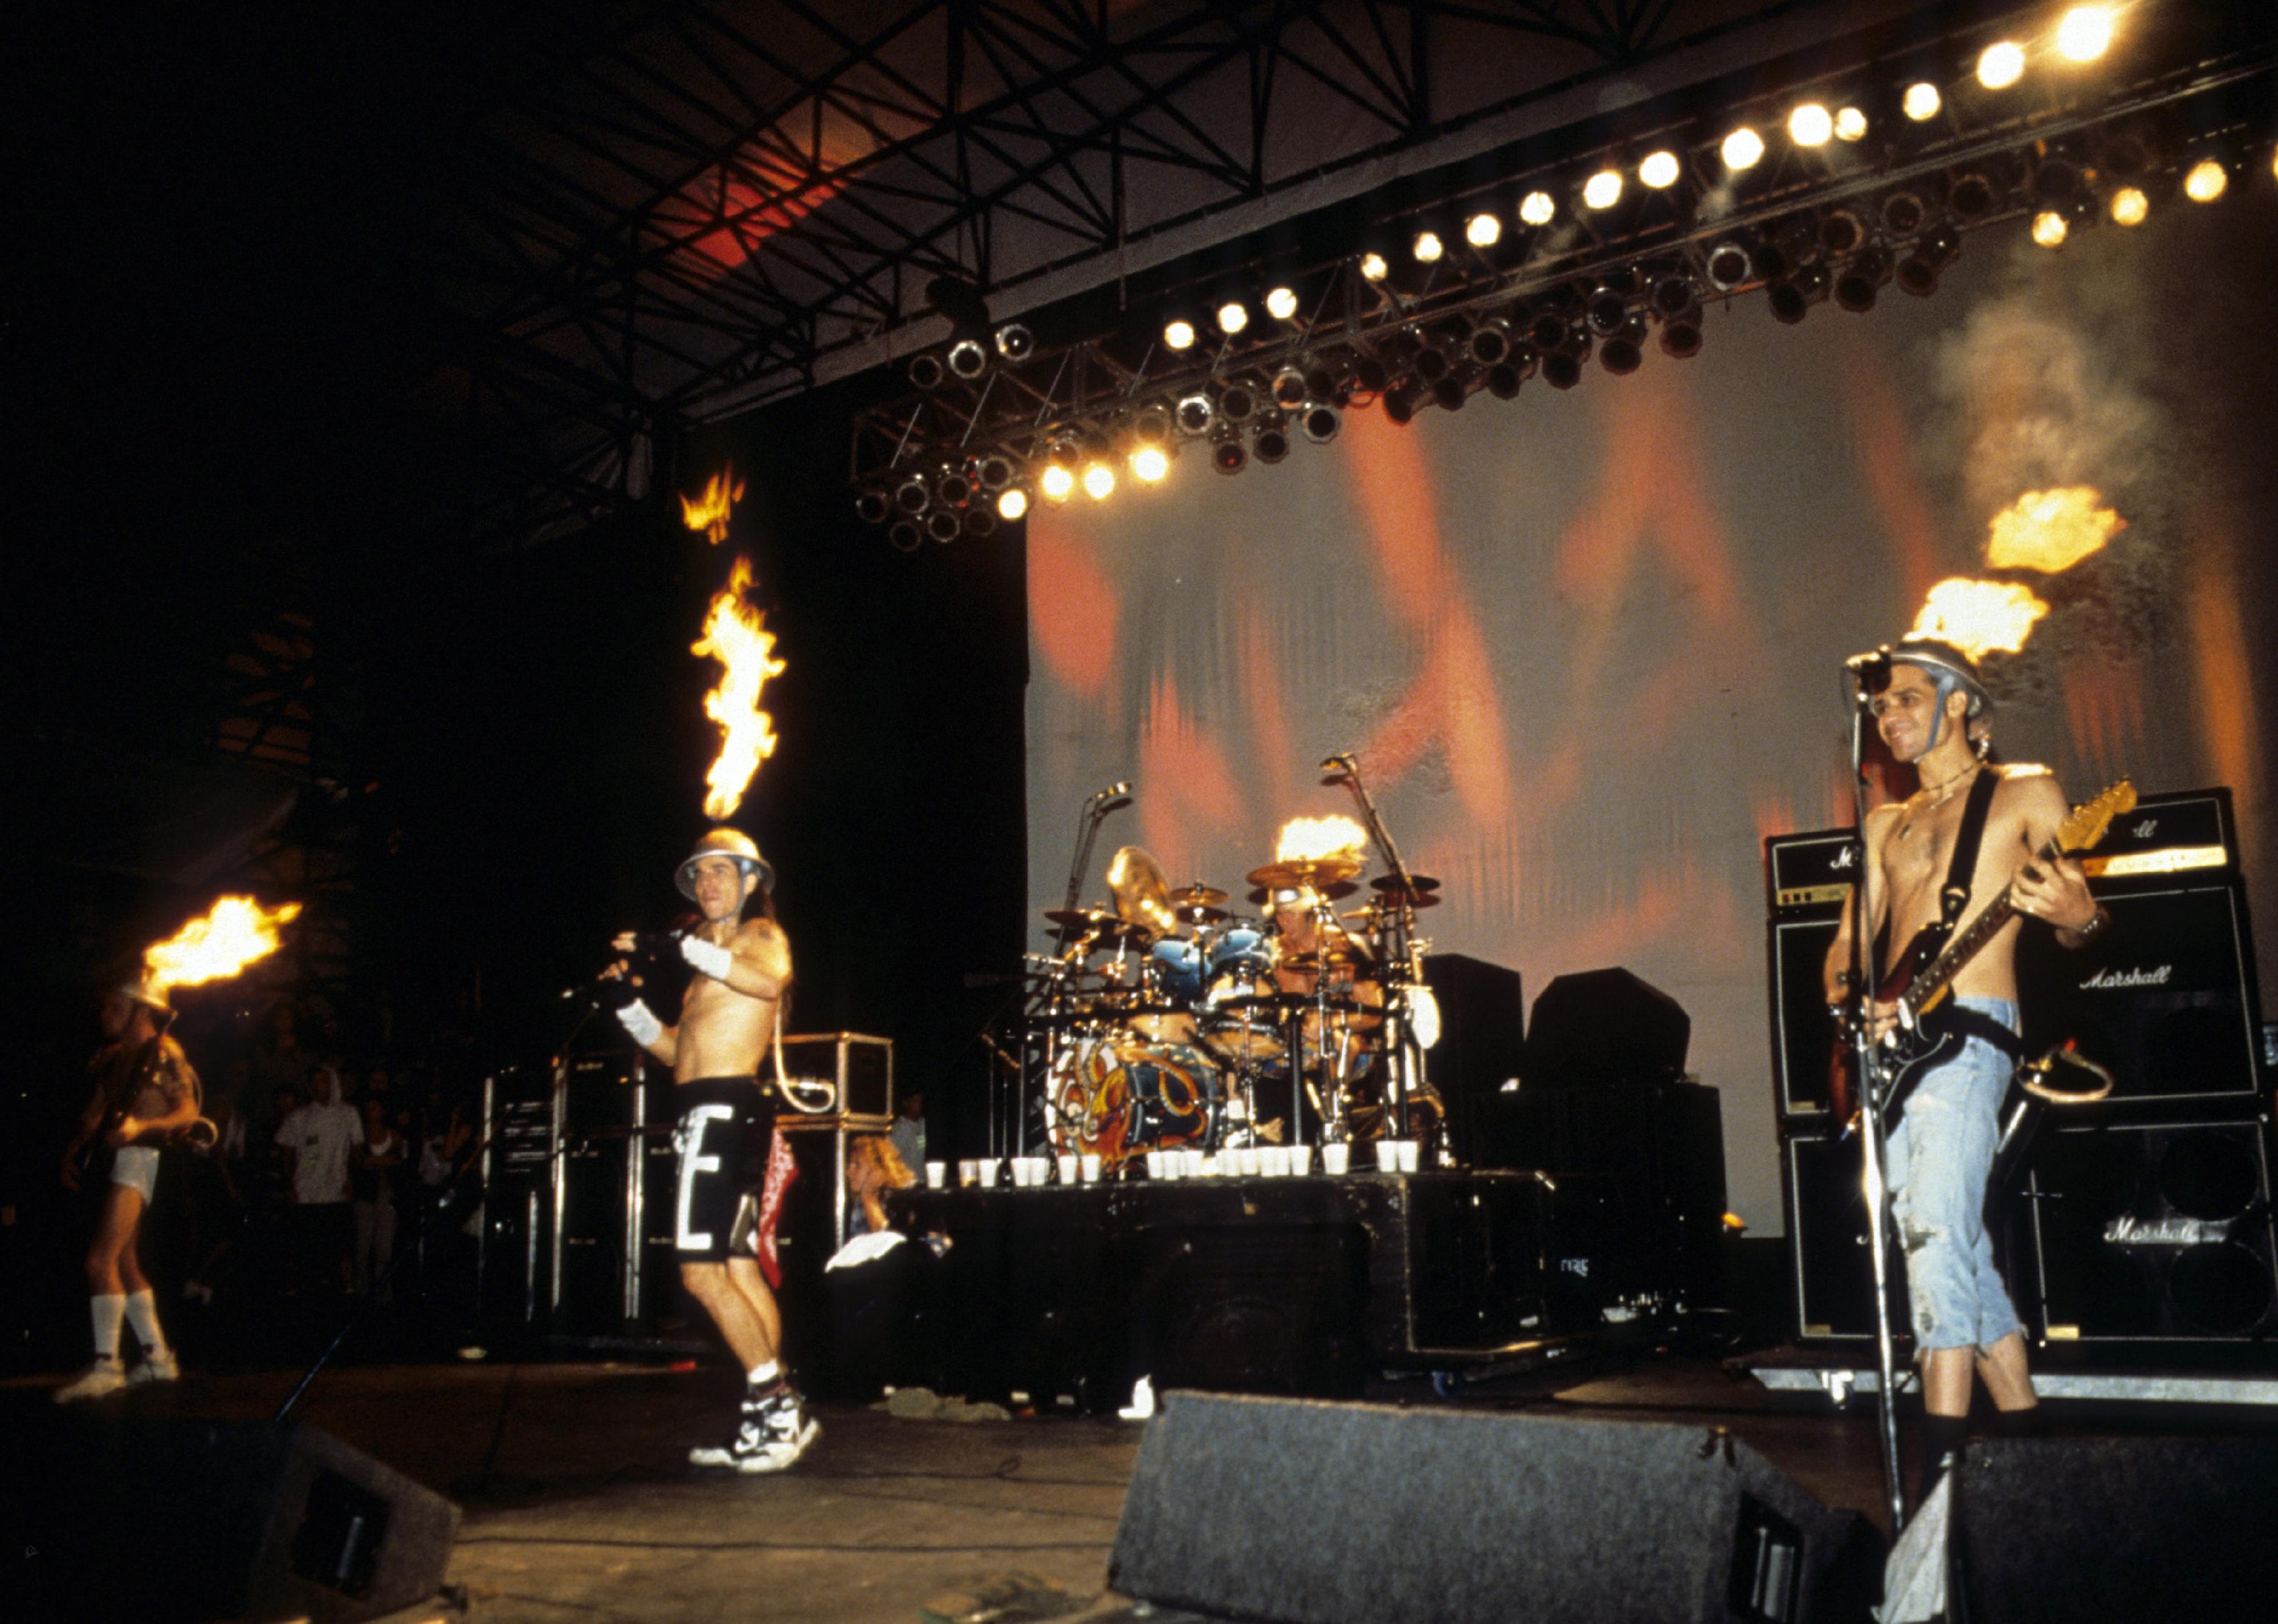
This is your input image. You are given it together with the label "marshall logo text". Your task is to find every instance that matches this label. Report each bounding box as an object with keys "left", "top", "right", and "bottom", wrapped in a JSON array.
[
  {"left": 2103, "top": 1215, "right": 2232, "bottom": 1246},
  {"left": 2081, "top": 965, "right": 2174, "bottom": 991}
]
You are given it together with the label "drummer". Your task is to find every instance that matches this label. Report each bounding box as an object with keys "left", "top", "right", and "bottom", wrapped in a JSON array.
[{"left": 1266, "top": 884, "right": 1376, "bottom": 1012}]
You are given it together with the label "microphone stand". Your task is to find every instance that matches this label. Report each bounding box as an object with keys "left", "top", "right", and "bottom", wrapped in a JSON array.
[
  {"left": 1843, "top": 688, "right": 1910, "bottom": 1535},
  {"left": 1033, "top": 791, "right": 1126, "bottom": 1158},
  {"left": 1325, "top": 758, "right": 1437, "bottom": 1142}
]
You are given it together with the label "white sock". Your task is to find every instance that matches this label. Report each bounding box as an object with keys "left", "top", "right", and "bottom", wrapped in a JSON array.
[
  {"left": 124, "top": 1290, "right": 168, "bottom": 1357},
  {"left": 91, "top": 1294, "right": 126, "bottom": 1362},
  {"left": 745, "top": 1360, "right": 780, "bottom": 1387}
]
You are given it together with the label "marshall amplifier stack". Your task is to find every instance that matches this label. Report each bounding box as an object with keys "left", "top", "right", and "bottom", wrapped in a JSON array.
[{"left": 1765, "top": 787, "right": 2277, "bottom": 1357}]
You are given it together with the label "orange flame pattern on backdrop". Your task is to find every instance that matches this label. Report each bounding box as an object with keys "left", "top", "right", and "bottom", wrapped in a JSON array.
[
  {"left": 680, "top": 466, "right": 745, "bottom": 544},
  {"left": 1907, "top": 577, "right": 2051, "bottom": 659},
  {"left": 1275, "top": 814, "right": 1368, "bottom": 864},
  {"left": 1985, "top": 487, "right": 2124, "bottom": 572},
  {"left": 692, "top": 554, "right": 786, "bottom": 819},
  {"left": 144, "top": 896, "right": 301, "bottom": 999}
]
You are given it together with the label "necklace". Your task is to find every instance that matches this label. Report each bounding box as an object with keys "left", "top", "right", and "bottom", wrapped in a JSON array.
[{"left": 1897, "top": 761, "right": 1980, "bottom": 842}]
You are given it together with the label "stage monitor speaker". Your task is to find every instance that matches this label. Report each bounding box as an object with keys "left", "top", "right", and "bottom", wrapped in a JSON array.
[
  {"left": 2015, "top": 879, "right": 2266, "bottom": 1111},
  {"left": 1954, "top": 1433, "right": 2278, "bottom": 1621},
  {"left": 1420, "top": 953, "right": 1525, "bottom": 1164},
  {"left": 2025, "top": 1114, "right": 2278, "bottom": 1343},
  {"left": 1525, "top": 966, "right": 1690, "bottom": 1088},
  {"left": 1111, "top": 1392, "right": 1877, "bottom": 1624},
  {"left": 3, "top": 1414, "right": 457, "bottom": 1623}
]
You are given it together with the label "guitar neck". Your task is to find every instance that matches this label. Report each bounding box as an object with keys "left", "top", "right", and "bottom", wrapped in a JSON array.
[{"left": 1905, "top": 835, "right": 2057, "bottom": 1013}]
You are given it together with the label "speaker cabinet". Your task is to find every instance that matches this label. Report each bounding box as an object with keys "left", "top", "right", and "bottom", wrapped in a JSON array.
[
  {"left": 1955, "top": 1434, "right": 2278, "bottom": 1622},
  {"left": 1421, "top": 953, "right": 1526, "bottom": 1165},
  {"left": 2026, "top": 1115, "right": 2278, "bottom": 1344},
  {"left": 2015, "top": 880, "right": 2265, "bottom": 1110},
  {"left": 1768, "top": 916, "right": 1842, "bottom": 1119},
  {"left": 1111, "top": 1392, "right": 1877, "bottom": 1624},
  {"left": 1781, "top": 1127, "right": 1912, "bottom": 1342},
  {"left": 4, "top": 1415, "right": 457, "bottom": 1623},
  {"left": 1526, "top": 967, "right": 1692, "bottom": 1087}
]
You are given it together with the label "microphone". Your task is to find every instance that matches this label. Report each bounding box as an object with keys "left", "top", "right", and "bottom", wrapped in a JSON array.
[
  {"left": 1844, "top": 647, "right": 1893, "bottom": 697},
  {"left": 1319, "top": 753, "right": 1355, "bottom": 780},
  {"left": 1092, "top": 781, "right": 1131, "bottom": 802}
]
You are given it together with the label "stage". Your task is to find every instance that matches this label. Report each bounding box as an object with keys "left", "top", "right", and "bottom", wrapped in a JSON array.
[{"left": 10, "top": 1349, "right": 2277, "bottom": 1623}]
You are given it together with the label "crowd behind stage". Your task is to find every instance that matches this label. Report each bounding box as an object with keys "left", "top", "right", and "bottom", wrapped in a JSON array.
[{"left": 3, "top": 1001, "right": 498, "bottom": 1376}]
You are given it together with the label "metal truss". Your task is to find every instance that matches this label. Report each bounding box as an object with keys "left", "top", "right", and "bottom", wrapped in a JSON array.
[
  {"left": 849, "top": 14, "right": 2278, "bottom": 537},
  {"left": 413, "top": 1, "right": 1876, "bottom": 549}
]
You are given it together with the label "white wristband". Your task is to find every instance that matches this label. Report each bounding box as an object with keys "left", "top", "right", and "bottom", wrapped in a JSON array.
[
  {"left": 680, "top": 935, "right": 735, "bottom": 982},
  {"left": 616, "top": 999, "right": 663, "bottom": 1047}
]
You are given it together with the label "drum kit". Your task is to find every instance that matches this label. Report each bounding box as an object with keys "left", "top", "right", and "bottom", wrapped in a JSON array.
[{"left": 1025, "top": 842, "right": 1445, "bottom": 1172}]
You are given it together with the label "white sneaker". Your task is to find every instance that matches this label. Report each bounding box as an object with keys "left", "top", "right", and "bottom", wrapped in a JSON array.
[
  {"left": 54, "top": 1360, "right": 127, "bottom": 1403},
  {"left": 128, "top": 1350, "right": 180, "bottom": 1385},
  {"left": 690, "top": 1392, "right": 821, "bottom": 1474}
]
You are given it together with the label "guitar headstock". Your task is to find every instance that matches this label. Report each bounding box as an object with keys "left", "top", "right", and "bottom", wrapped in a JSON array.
[{"left": 2059, "top": 780, "right": 2137, "bottom": 854}]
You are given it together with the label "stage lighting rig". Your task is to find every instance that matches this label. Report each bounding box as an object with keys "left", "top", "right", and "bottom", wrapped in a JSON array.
[
  {"left": 1722, "top": 127, "right": 1766, "bottom": 170},
  {"left": 1253, "top": 418, "right": 1291, "bottom": 463},
  {"left": 996, "top": 487, "right": 1029, "bottom": 522},
  {"left": 2185, "top": 160, "right": 2228, "bottom": 202},
  {"left": 1518, "top": 189, "right": 1556, "bottom": 226},
  {"left": 1903, "top": 81, "right": 1942, "bottom": 121},
  {"left": 2109, "top": 186, "right": 2149, "bottom": 225},
  {"left": 1978, "top": 41, "right": 2026, "bottom": 91}
]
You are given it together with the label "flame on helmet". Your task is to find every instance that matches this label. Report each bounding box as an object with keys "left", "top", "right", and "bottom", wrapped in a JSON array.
[
  {"left": 693, "top": 553, "right": 786, "bottom": 820},
  {"left": 1986, "top": 487, "right": 2124, "bottom": 573},
  {"left": 1274, "top": 814, "right": 1369, "bottom": 864},
  {"left": 1908, "top": 577, "right": 2051, "bottom": 660},
  {"left": 144, "top": 896, "right": 302, "bottom": 999},
  {"left": 680, "top": 466, "right": 745, "bottom": 544}
]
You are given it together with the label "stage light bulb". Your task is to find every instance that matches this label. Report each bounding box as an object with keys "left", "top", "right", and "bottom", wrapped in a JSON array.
[
  {"left": 1465, "top": 211, "right": 1502, "bottom": 248},
  {"left": 1978, "top": 42, "right": 2025, "bottom": 90},
  {"left": 1722, "top": 127, "right": 1764, "bottom": 170},
  {"left": 1129, "top": 445, "right": 1169, "bottom": 484},
  {"left": 2185, "top": 160, "right": 2227, "bottom": 203},
  {"left": 1040, "top": 464, "right": 1075, "bottom": 503},
  {"left": 2056, "top": 7, "right": 2114, "bottom": 63},
  {"left": 1163, "top": 318, "right": 1196, "bottom": 350},
  {"left": 1903, "top": 82, "right": 1941, "bottom": 121},
  {"left": 2109, "top": 186, "right": 2149, "bottom": 226},
  {"left": 1582, "top": 169, "right": 1623, "bottom": 209},
  {"left": 1082, "top": 462, "right": 1115, "bottom": 500},
  {"left": 2031, "top": 210, "right": 2069, "bottom": 248},
  {"left": 1216, "top": 300, "right": 1249, "bottom": 335},
  {"left": 1411, "top": 229, "right": 1444, "bottom": 263},
  {"left": 1788, "top": 104, "right": 1833, "bottom": 148},
  {"left": 1359, "top": 251, "right": 1389, "bottom": 282},
  {"left": 1265, "top": 285, "right": 1299, "bottom": 320},
  {"left": 996, "top": 487, "right": 1029, "bottom": 521},
  {"left": 1835, "top": 107, "right": 1868, "bottom": 142},
  {"left": 1639, "top": 150, "right": 1680, "bottom": 189},
  {"left": 1518, "top": 190, "right": 1556, "bottom": 226}
]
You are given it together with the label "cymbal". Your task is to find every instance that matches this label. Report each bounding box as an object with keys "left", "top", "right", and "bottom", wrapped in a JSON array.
[
  {"left": 1042, "top": 907, "right": 1138, "bottom": 946},
  {"left": 1248, "top": 881, "right": 1358, "bottom": 908},
  {"left": 1108, "top": 846, "right": 1178, "bottom": 936},
  {"left": 1215, "top": 990, "right": 1363, "bottom": 1013},
  {"left": 1172, "top": 904, "right": 1230, "bottom": 927},
  {"left": 1248, "top": 855, "right": 1364, "bottom": 891},
  {"left": 1169, "top": 882, "right": 1228, "bottom": 908},
  {"left": 1280, "top": 948, "right": 1377, "bottom": 972},
  {"left": 1369, "top": 872, "right": 1441, "bottom": 895},
  {"left": 1344, "top": 892, "right": 1441, "bottom": 917}
]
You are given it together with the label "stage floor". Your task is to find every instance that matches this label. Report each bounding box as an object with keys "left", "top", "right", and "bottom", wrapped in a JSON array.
[{"left": 6, "top": 1353, "right": 2275, "bottom": 1623}]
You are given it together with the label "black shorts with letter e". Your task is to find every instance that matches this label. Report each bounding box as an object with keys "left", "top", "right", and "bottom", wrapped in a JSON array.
[{"left": 671, "top": 1077, "right": 776, "bottom": 1262}]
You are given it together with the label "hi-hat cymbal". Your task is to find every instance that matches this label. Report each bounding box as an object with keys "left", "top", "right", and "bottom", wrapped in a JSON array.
[
  {"left": 1370, "top": 872, "right": 1440, "bottom": 895},
  {"left": 1249, "top": 855, "right": 1364, "bottom": 891},
  {"left": 1172, "top": 904, "right": 1230, "bottom": 927},
  {"left": 1169, "top": 882, "right": 1229, "bottom": 908},
  {"left": 1344, "top": 892, "right": 1441, "bottom": 918},
  {"left": 1042, "top": 907, "right": 1137, "bottom": 946}
]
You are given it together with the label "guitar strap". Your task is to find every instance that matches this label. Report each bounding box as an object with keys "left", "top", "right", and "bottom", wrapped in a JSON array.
[{"left": 1935, "top": 768, "right": 2001, "bottom": 940}]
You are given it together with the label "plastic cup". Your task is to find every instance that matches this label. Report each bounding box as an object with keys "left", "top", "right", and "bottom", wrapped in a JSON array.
[
  {"left": 1183, "top": 1148, "right": 1207, "bottom": 1177},
  {"left": 1080, "top": 1153, "right": 1102, "bottom": 1183},
  {"left": 957, "top": 1158, "right": 979, "bottom": 1188},
  {"left": 1290, "top": 1145, "right": 1314, "bottom": 1176},
  {"left": 1395, "top": 1140, "right": 1420, "bottom": 1174},
  {"left": 1374, "top": 1140, "right": 1400, "bottom": 1173},
  {"left": 1262, "top": 1146, "right": 1290, "bottom": 1177},
  {"left": 1238, "top": 1147, "right": 1262, "bottom": 1177},
  {"left": 1321, "top": 1143, "right": 1350, "bottom": 1175},
  {"left": 1056, "top": 1154, "right": 1077, "bottom": 1185},
  {"left": 926, "top": 1160, "right": 947, "bottom": 1189}
]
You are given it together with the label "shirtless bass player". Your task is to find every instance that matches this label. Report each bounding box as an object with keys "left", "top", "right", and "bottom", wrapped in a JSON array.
[
  {"left": 603, "top": 827, "right": 817, "bottom": 1473},
  {"left": 1823, "top": 638, "right": 2109, "bottom": 1500}
]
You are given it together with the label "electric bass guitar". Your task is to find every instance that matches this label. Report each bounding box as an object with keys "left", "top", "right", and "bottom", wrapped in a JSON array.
[{"left": 1830, "top": 779, "right": 2134, "bottom": 1128}]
